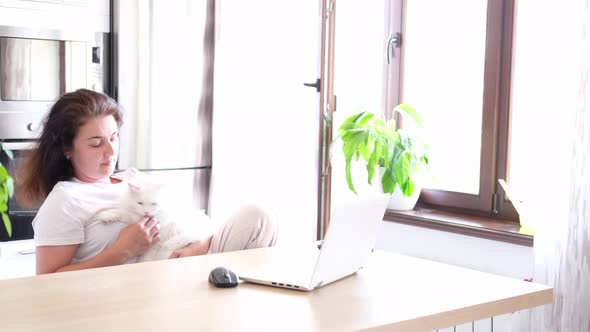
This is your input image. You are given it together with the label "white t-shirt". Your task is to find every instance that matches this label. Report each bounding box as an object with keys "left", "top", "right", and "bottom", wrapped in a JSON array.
[{"left": 33, "top": 168, "right": 140, "bottom": 264}]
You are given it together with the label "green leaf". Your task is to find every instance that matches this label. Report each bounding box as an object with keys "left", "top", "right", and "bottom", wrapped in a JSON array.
[
  {"left": 342, "top": 138, "right": 360, "bottom": 194},
  {"left": 402, "top": 178, "right": 415, "bottom": 196},
  {"left": 382, "top": 139, "right": 396, "bottom": 170},
  {"left": 344, "top": 157, "right": 357, "bottom": 194},
  {"left": 353, "top": 151, "right": 361, "bottom": 161},
  {"left": 0, "top": 165, "right": 7, "bottom": 182},
  {"left": 1, "top": 212, "right": 11, "bottom": 237},
  {"left": 0, "top": 184, "right": 7, "bottom": 206},
  {"left": 0, "top": 149, "right": 14, "bottom": 238},
  {"left": 397, "top": 131, "right": 413, "bottom": 151},
  {"left": 339, "top": 130, "right": 365, "bottom": 145},
  {"left": 338, "top": 112, "right": 368, "bottom": 132},
  {"left": 342, "top": 143, "right": 356, "bottom": 165},
  {"left": 359, "top": 131, "right": 374, "bottom": 162},
  {"left": 367, "top": 138, "right": 382, "bottom": 185},
  {"left": 373, "top": 119, "right": 397, "bottom": 140},
  {"left": 381, "top": 166, "right": 396, "bottom": 194},
  {"left": 394, "top": 152, "right": 412, "bottom": 196},
  {"left": 347, "top": 131, "right": 370, "bottom": 159},
  {"left": 394, "top": 103, "right": 422, "bottom": 127},
  {"left": 356, "top": 112, "right": 374, "bottom": 127},
  {"left": 395, "top": 152, "right": 411, "bottom": 178}
]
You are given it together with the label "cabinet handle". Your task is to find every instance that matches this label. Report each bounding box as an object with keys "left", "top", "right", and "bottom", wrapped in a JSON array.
[{"left": 1, "top": 142, "right": 37, "bottom": 150}]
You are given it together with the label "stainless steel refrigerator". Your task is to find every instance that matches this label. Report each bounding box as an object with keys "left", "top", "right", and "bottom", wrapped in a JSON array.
[{"left": 113, "top": 0, "right": 214, "bottom": 212}]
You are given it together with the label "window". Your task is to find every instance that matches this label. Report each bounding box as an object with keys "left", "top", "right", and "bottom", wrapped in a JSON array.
[
  {"left": 332, "top": 0, "right": 519, "bottom": 221},
  {"left": 403, "top": 1, "right": 488, "bottom": 196},
  {"left": 400, "top": 0, "right": 518, "bottom": 221},
  {"left": 403, "top": 0, "right": 518, "bottom": 220}
]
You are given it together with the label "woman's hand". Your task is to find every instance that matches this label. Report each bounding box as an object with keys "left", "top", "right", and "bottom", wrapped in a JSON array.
[
  {"left": 169, "top": 235, "right": 212, "bottom": 259},
  {"left": 39, "top": 217, "right": 161, "bottom": 274},
  {"left": 114, "top": 217, "right": 160, "bottom": 259}
]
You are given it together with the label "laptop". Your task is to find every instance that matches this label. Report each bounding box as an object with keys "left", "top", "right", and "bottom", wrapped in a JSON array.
[{"left": 239, "top": 194, "right": 389, "bottom": 291}]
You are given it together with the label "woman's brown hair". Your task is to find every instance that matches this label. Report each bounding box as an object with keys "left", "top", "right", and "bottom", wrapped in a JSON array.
[{"left": 17, "top": 89, "right": 123, "bottom": 207}]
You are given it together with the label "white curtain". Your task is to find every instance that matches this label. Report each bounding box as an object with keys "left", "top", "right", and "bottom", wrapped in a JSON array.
[{"left": 509, "top": 0, "right": 590, "bottom": 330}]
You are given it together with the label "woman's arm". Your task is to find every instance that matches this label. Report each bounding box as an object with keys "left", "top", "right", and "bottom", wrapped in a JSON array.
[
  {"left": 36, "top": 217, "right": 161, "bottom": 274},
  {"left": 36, "top": 243, "right": 132, "bottom": 274}
]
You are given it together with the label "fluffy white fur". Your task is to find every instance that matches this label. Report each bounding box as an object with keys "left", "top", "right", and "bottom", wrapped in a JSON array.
[{"left": 87, "top": 177, "right": 214, "bottom": 262}]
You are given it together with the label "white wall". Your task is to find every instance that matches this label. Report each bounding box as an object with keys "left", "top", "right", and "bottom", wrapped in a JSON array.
[{"left": 377, "top": 222, "right": 534, "bottom": 279}]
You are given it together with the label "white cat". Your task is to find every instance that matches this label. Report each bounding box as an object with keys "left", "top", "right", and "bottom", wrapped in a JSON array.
[{"left": 87, "top": 177, "right": 214, "bottom": 262}]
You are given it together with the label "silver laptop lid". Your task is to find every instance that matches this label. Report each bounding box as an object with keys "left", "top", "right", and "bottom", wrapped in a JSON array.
[{"left": 308, "top": 194, "right": 389, "bottom": 289}]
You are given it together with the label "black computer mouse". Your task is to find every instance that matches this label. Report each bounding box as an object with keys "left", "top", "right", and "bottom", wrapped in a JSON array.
[{"left": 209, "top": 266, "right": 239, "bottom": 288}]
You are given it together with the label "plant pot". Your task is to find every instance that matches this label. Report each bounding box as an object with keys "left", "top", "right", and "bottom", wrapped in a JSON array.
[
  {"left": 387, "top": 185, "right": 421, "bottom": 211},
  {"left": 377, "top": 167, "right": 424, "bottom": 211}
]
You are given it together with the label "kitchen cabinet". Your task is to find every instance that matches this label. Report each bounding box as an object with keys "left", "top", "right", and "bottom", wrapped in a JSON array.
[
  {"left": 0, "top": 0, "right": 109, "bottom": 32},
  {"left": 0, "top": 239, "right": 35, "bottom": 280}
]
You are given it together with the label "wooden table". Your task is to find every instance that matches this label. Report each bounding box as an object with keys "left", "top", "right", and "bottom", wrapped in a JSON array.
[{"left": 0, "top": 244, "right": 552, "bottom": 331}]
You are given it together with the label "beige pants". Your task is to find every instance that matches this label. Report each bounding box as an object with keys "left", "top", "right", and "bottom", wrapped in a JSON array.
[{"left": 208, "top": 205, "right": 279, "bottom": 254}]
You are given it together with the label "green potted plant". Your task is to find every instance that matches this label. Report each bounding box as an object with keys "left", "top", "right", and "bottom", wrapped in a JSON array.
[
  {"left": 0, "top": 145, "right": 14, "bottom": 237},
  {"left": 335, "top": 103, "right": 428, "bottom": 210}
]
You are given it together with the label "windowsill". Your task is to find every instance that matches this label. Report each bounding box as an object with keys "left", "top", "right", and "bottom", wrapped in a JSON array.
[{"left": 383, "top": 207, "right": 534, "bottom": 247}]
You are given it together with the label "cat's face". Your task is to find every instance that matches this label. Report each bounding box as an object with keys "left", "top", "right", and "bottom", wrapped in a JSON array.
[{"left": 126, "top": 180, "right": 165, "bottom": 218}]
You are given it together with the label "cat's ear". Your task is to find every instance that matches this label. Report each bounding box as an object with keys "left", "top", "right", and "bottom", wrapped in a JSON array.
[{"left": 128, "top": 182, "right": 141, "bottom": 192}]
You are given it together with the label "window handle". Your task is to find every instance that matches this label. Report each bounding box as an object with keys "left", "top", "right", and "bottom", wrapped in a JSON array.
[
  {"left": 386, "top": 32, "right": 402, "bottom": 64},
  {"left": 303, "top": 78, "right": 321, "bottom": 92}
]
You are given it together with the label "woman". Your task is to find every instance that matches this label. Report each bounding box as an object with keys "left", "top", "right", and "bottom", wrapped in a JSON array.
[{"left": 18, "top": 89, "right": 278, "bottom": 274}]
